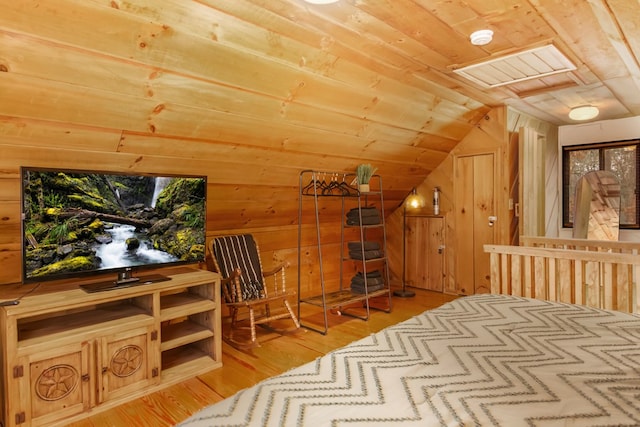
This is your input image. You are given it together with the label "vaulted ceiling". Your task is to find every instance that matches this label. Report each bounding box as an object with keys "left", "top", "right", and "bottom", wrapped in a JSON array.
[
  {"left": 1, "top": 0, "right": 639, "bottom": 212},
  {"left": 270, "top": 0, "right": 640, "bottom": 125}
]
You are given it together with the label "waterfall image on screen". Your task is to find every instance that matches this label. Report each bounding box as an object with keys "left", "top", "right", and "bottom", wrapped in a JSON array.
[
  {"left": 21, "top": 169, "right": 206, "bottom": 283},
  {"left": 95, "top": 223, "right": 179, "bottom": 268}
]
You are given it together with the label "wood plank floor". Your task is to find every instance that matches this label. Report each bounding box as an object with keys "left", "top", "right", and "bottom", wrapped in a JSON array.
[{"left": 66, "top": 289, "right": 457, "bottom": 427}]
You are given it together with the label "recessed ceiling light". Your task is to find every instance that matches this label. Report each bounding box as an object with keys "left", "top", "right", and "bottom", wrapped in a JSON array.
[
  {"left": 304, "top": 0, "right": 339, "bottom": 4},
  {"left": 569, "top": 105, "right": 599, "bottom": 121},
  {"left": 470, "top": 29, "right": 493, "bottom": 46}
]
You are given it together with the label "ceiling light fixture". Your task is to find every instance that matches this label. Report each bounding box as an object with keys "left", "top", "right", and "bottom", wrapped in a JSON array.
[
  {"left": 470, "top": 29, "right": 493, "bottom": 46},
  {"left": 303, "top": 0, "right": 339, "bottom": 4},
  {"left": 569, "top": 105, "right": 599, "bottom": 121}
]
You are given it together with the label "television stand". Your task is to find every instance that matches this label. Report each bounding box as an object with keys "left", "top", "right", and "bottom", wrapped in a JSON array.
[
  {"left": 0, "top": 267, "right": 221, "bottom": 427},
  {"left": 80, "top": 273, "right": 171, "bottom": 293}
]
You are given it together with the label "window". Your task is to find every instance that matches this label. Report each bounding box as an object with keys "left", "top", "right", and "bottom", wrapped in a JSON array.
[{"left": 562, "top": 140, "right": 639, "bottom": 228}]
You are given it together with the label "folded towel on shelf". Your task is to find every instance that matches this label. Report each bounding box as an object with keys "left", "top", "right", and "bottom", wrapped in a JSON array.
[
  {"left": 350, "top": 270, "right": 384, "bottom": 286},
  {"left": 346, "top": 207, "right": 380, "bottom": 218},
  {"left": 346, "top": 207, "right": 381, "bottom": 225},
  {"left": 353, "top": 270, "right": 382, "bottom": 279},
  {"left": 349, "top": 249, "right": 384, "bottom": 260},
  {"left": 346, "top": 216, "right": 381, "bottom": 226},
  {"left": 350, "top": 283, "right": 386, "bottom": 294},
  {"left": 350, "top": 276, "right": 385, "bottom": 286},
  {"left": 347, "top": 241, "right": 380, "bottom": 251}
]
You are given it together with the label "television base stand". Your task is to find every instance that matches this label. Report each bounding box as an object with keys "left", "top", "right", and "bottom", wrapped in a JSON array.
[
  {"left": 0, "top": 268, "right": 221, "bottom": 427},
  {"left": 80, "top": 273, "right": 170, "bottom": 293}
]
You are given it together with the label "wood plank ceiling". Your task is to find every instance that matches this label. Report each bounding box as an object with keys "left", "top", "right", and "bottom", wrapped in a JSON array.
[{"left": 1, "top": 0, "right": 639, "bottom": 218}]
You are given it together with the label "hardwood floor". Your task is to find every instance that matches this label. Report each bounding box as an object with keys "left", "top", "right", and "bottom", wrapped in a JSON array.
[{"left": 66, "top": 289, "right": 457, "bottom": 427}]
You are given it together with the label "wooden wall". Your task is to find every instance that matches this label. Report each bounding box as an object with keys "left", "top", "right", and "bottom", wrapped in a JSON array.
[
  {"left": 0, "top": 141, "right": 350, "bottom": 298},
  {"left": 0, "top": 108, "right": 511, "bottom": 301},
  {"left": 0, "top": 1, "right": 516, "bottom": 300},
  {"left": 386, "top": 106, "right": 512, "bottom": 295}
]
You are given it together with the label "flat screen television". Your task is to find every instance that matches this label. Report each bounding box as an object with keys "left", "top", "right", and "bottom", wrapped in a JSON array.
[{"left": 21, "top": 167, "right": 207, "bottom": 292}]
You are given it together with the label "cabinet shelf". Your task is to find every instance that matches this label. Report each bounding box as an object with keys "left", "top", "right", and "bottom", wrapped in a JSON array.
[
  {"left": 161, "top": 320, "right": 214, "bottom": 352},
  {"left": 160, "top": 292, "right": 216, "bottom": 321},
  {"left": 17, "top": 304, "right": 152, "bottom": 351},
  {"left": 161, "top": 342, "right": 221, "bottom": 385}
]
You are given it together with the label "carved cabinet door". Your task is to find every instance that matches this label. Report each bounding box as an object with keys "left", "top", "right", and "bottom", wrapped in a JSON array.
[
  {"left": 97, "top": 325, "right": 158, "bottom": 403},
  {"left": 18, "top": 341, "right": 93, "bottom": 427}
]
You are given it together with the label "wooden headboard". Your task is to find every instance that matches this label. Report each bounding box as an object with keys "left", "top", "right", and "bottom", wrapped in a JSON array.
[{"left": 484, "top": 237, "right": 640, "bottom": 313}]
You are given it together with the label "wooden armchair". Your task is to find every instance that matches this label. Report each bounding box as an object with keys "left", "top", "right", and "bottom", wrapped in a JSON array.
[{"left": 210, "top": 234, "right": 300, "bottom": 349}]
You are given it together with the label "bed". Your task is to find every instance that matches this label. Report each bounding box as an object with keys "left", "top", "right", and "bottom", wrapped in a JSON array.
[{"left": 178, "top": 293, "right": 640, "bottom": 426}]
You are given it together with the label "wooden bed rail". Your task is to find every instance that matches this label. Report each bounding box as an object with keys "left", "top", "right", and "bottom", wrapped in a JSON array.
[{"left": 484, "top": 243, "right": 640, "bottom": 313}]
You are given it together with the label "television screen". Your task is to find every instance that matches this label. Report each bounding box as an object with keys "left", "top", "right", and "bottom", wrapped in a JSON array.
[{"left": 21, "top": 168, "right": 207, "bottom": 286}]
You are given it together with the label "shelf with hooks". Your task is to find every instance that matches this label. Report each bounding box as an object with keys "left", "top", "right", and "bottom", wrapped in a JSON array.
[{"left": 297, "top": 169, "right": 392, "bottom": 335}]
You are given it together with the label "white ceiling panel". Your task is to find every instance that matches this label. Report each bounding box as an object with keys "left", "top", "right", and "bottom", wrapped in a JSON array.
[{"left": 453, "top": 45, "right": 577, "bottom": 88}]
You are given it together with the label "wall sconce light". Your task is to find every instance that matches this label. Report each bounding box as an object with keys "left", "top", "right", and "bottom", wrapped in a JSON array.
[
  {"left": 470, "top": 29, "right": 493, "bottom": 46},
  {"left": 394, "top": 188, "right": 426, "bottom": 298},
  {"left": 569, "top": 105, "right": 599, "bottom": 121}
]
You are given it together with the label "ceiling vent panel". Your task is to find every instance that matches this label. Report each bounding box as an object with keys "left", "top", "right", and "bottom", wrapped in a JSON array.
[{"left": 453, "top": 45, "right": 576, "bottom": 88}]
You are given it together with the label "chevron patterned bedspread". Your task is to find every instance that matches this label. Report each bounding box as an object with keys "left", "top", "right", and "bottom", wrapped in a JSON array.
[{"left": 179, "top": 294, "right": 640, "bottom": 426}]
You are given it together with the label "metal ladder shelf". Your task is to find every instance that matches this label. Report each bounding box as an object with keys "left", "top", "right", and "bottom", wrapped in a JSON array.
[{"left": 297, "top": 169, "right": 392, "bottom": 335}]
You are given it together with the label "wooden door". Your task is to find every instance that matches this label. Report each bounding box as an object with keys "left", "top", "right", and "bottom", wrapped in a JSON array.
[
  {"left": 455, "top": 153, "right": 496, "bottom": 294},
  {"left": 405, "top": 216, "right": 444, "bottom": 292}
]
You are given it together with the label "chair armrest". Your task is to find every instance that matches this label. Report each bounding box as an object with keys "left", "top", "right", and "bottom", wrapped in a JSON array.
[
  {"left": 220, "top": 267, "right": 242, "bottom": 303},
  {"left": 220, "top": 268, "right": 241, "bottom": 285},
  {"left": 262, "top": 261, "right": 289, "bottom": 277}
]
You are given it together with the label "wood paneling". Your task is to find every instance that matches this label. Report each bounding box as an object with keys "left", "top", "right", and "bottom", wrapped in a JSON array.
[
  {"left": 0, "top": 0, "right": 637, "bottom": 295},
  {"left": 519, "top": 127, "right": 546, "bottom": 237},
  {"left": 384, "top": 107, "right": 510, "bottom": 296}
]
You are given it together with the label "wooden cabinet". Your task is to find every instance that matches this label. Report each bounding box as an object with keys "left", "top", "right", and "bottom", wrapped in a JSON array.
[
  {"left": 0, "top": 267, "right": 221, "bottom": 427},
  {"left": 405, "top": 215, "right": 445, "bottom": 292}
]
